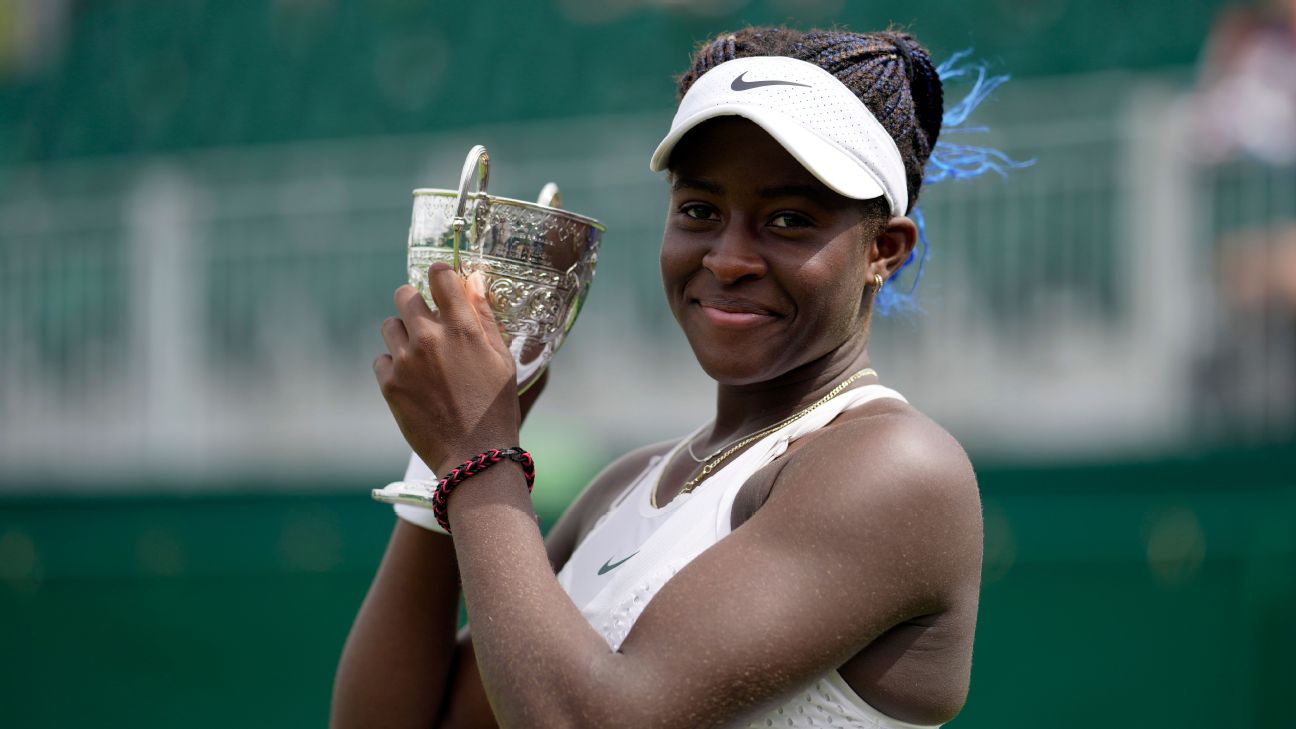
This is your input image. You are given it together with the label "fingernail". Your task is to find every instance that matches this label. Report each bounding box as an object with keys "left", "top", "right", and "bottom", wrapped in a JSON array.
[
  {"left": 429, "top": 262, "right": 452, "bottom": 274},
  {"left": 469, "top": 271, "right": 486, "bottom": 296}
]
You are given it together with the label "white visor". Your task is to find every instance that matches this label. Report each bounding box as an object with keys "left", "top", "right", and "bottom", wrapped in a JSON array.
[{"left": 649, "top": 55, "right": 908, "bottom": 217}]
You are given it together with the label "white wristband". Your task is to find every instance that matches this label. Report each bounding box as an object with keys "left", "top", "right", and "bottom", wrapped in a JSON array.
[
  {"left": 393, "top": 498, "right": 449, "bottom": 535},
  {"left": 389, "top": 451, "right": 449, "bottom": 535}
]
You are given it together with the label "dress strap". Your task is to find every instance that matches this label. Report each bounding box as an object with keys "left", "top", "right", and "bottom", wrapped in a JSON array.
[
  {"left": 713, "top": 383, "right": 908, "bottom": 536},
  {"left": 779, "top": 382, "right": 907, "bottom": 443}
]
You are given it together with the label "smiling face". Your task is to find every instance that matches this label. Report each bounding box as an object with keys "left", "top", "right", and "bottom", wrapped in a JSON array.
[{"left": 660, "top": 117, "right": 892, "bottom": 385}]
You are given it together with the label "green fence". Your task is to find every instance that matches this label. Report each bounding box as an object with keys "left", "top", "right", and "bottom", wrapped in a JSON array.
[{"left": 3, "top": 443, "right": 1293, "bottom": 728}]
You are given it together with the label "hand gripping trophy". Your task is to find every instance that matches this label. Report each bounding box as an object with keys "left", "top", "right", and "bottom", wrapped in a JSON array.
[{"left": 372, "top": 145, "right": 604, "bottom": 509}]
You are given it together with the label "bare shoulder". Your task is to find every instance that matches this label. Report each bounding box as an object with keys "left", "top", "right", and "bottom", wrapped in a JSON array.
[
  {"left": 544, "top": 438, "right": 677, "bottom": 571},
  {"left": 765, "top": 398, "right": 982, "bottom": 606},
  {"left": 792, "top": 397, "right": 977, "bottom": 509}
]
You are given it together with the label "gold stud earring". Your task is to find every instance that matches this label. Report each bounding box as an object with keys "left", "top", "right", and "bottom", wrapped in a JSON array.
[{"left": 874, "top": 273, "right": 885, "bottom": 291}]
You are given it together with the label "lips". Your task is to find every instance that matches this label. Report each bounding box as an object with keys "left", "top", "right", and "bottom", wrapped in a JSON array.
[{"left": 693, "top": 296, "right": 782, "bottom": 329}]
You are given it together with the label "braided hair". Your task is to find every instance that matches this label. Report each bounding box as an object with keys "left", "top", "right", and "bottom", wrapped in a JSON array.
[{"left": 677, "top": 28, "right": 945, "bottom": 214}]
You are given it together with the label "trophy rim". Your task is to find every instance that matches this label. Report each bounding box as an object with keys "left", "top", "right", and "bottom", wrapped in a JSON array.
[{"left": 411, "top": 188, "right": 606, "bottom": 232}]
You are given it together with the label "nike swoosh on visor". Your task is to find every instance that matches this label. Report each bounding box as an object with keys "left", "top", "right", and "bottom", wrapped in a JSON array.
[{"left": 730, "top": 71, "right": 812, "bottom": 92}]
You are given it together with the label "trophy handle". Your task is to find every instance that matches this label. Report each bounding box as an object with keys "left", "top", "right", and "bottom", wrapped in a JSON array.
[
  {"left": 536, "top": 182, "right": 561, "bottom": 209},
  {"left": 452, "top": 145, "right": 491, "bottom": 273}
]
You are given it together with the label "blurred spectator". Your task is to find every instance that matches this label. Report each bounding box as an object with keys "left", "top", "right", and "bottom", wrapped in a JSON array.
[
  {"left": 1192, "top": 0, "right": 1296, "bottom": 163},
  {"left": 1198, "top": 222, "right": 1296, "bottom": 434},
  {"left": 1191, "top": 1, "right": 1296, "bottom": 438}
]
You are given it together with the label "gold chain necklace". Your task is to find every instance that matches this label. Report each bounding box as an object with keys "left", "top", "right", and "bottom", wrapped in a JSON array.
[{"left": 651, "top": 367, "right": 877, "bottom": 508}]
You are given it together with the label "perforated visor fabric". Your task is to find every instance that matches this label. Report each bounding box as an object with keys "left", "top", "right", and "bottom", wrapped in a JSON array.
[{"left": 650, "top": 56, "right": 908, "bottom": 216}]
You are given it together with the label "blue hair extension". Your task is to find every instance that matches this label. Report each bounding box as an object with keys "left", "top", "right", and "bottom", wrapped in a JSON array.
[
  {"left": 874, "top": 207, "right": 931, "bottom": 316},
  {"left": 875, "top": 50, "right": 1032, "bottom": 316},
  {"left": 937, "top": 50, "right": 1002, "bottom": 127},
  {"left": 926, "top": 52, "right": 1034, "bottom": 185}
]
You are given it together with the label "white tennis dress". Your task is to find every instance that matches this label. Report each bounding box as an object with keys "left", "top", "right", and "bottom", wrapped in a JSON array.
[{"left": 555, "top": 383, "right": 941, "bottom": 729}]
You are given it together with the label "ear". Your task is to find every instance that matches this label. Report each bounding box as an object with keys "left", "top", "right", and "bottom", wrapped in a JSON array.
[{"left": 868, "top": 216, "right": 918, "bottom": 282}]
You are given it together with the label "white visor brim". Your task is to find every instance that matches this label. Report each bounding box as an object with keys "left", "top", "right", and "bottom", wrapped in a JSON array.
[{"left": 648, "top": 55, "right": 908, "bottom": 216}]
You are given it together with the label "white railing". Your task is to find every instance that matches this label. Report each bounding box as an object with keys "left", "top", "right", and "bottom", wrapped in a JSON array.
[{"left": 1, "top": 72, "right": 1292, "bottom": 486}]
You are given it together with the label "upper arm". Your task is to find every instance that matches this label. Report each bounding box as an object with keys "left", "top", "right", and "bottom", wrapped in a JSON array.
[{"left": 605, "top": 413, "right": 982, "bottom": 726}]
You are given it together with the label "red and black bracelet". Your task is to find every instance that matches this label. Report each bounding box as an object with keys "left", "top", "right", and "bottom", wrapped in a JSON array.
[{"left": 431, "top": 447, "right": 535, "bottom": 533}]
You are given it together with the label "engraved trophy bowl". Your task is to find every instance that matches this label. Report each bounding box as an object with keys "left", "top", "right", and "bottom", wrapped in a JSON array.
[
  {"left": 406, "top": 145, "right": 603, "bottom": 393},
  {"left": 372, "top": 145, "right": 603, "bottom": 510}
]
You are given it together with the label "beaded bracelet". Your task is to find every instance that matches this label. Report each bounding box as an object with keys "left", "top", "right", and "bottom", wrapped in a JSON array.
[{"left": 431, "top": 447, "right": 535, "bottom": 533}]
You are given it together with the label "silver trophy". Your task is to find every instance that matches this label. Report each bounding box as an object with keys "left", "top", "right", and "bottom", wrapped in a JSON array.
[{"left": 372, "top": 145, "right": 604, "bottom": 509}]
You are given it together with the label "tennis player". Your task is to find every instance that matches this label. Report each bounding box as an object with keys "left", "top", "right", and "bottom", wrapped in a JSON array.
[{"left": 335, "top": 27, "right": 984, "bottom": 729}]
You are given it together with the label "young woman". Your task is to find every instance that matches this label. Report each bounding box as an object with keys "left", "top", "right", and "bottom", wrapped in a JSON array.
[{"left": 334, "top": 28, "right": 984, "bottom": 729}]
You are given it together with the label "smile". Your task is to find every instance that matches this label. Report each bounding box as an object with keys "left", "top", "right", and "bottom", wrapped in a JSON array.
[{"left": 694, "top": 299, "right": 782, "bottom": 329}]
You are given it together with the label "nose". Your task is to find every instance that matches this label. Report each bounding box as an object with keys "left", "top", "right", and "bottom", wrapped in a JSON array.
[{"left": 702, "top": 221, "right": 767, "bottom": 285}]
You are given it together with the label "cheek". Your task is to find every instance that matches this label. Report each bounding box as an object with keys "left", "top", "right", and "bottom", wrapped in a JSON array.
[
  {"left": 659, "top": 230, "right": 698, "bottom": 289},
  {"left": 659, "top": 232, "right": 695, "bottom": 320},
  {"left": 791, "top": 253, "right": 870, "bottom": 331},
  {"left": 658, "top": 240, "right": 675, "bottom": 293}
]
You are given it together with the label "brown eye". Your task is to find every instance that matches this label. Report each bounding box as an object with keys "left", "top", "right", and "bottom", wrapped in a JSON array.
[
  {"left": 769, "top": 212, "right": 812, "bottom": 229},
  {"left": 681, "top": 203, "right": 719, "bottom": 221}
]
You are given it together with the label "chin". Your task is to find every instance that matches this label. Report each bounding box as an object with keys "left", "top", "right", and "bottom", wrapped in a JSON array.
[
  {"left": 688, "top": 344, "right": 786, "bottom": 386},
  {"left": 698, "top": 364, "right": 766, "bottom": 386}
]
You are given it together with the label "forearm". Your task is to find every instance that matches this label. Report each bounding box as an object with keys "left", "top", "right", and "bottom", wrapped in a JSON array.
[
  {"left": 450, "top": 468, "right": 651, "bottom": 729},
  {"left": 332, "top": 519, "right": 462, "bottom": 729}
]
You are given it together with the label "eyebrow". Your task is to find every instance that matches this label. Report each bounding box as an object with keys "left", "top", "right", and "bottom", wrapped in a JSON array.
[
  {"left": 757, "top": 184, "right": 826, "bottom": 200},
  {"left": 670, "top": 178, "right": 825, "bottom": 201},
  {"left": 671, "top": 177, "right": 722, "bottom": 194}
]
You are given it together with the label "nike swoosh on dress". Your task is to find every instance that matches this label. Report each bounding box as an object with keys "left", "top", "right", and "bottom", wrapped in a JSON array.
[{"left": 597, "top": 552, "right": 639, "bottom": 576}]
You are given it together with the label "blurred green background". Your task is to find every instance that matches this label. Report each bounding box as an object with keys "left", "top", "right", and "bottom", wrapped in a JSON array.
[{"left": 2, "top": 1, "right": 1295, "bottom": 727}]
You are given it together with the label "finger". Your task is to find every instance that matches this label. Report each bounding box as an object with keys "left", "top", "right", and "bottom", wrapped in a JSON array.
[
  {"left": 379, "top": 316, "right": 409, "bottom": 353},
  {"left": 393, "top": 284, "right": 434, "bottom": 336},
  {"left": 465, "top": 271, "right": 513, "bottom": 359},
  {"left": 372, "top": 353, "right": 393, "bottom": 382},
  {"left": 425, "top": 262, "right": 476, "bottom": 329},
  {"left": 466, "top": 271, "right": 494, "bottom": 328}
]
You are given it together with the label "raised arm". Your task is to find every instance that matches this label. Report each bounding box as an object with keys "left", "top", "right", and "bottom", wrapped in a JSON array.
[{"left": 332, "top": 340, "right": 666, "bottom": 728}]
